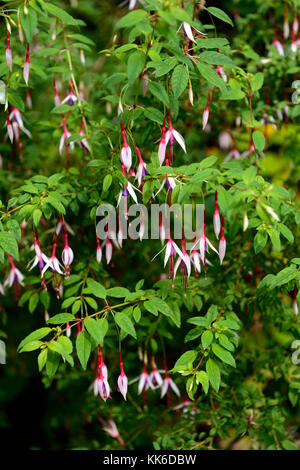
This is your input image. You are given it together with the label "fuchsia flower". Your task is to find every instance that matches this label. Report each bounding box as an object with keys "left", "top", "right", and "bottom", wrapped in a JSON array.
[
  {"left": 56, "top": 216, "right": 74, "bottom": 236},
  {"left": 9, "top": 107, "right": 31, "bottom": 139},
  {"left": 53, "top": 80, "right": 60, "bottom": 107},
  {"left": 6, "top": 30, "right": 12, "bottom": 71},
  {"left": 117, "top": 353, "right": 128, "bottom": 400},
  {"left": 79, "top": 119, "right": 91, "bottom": 152},
  {"left": 161, "top": 361, "right": 180, "bottom": 398},
  {"left": 28, "top": 230, "right": 49, "bottom": 272},
  {"left": 149, "top": 357, "right": 163, "bottom": 388},
  {"left": 193, "top": 210, "right": 218, "bottom": 279},
  {"left": 103, "top": 235, "right": 113, "bottom": 264},
  {"left": 292, "top": 286, "right": 298, "bottom": 315},
  {"left": 61, "top": 81, "right": 77, "bottom": 106},
  {"left": 136, "top": 146, "right": 147, "bottom": 186},
  {"left": 42, "top": 233, "right": 64, "bottom": 276},
  {"left": 120, "top": 120, "right": 132, "bottom": 170},
  {"left": 118, "top": 164, "right": 140, "bottom": 205},
  {"left": 188, "top": 78, "right": 193, "bottom": 106},
  {"left": 96, "top": 234, "right": 102, "bottom": 263},
  {"left": 190, "top": 237, "right": 201, "bottom": 274},
  {"left": 59, "top": 115, "right": 73, "bottom": 155},
  {"left": 153, "top": 232, "right": 186, "bottom": 287},
  {"left": 219, "top": 216, "right": 226, "bottom": 265},
  {"left": 137, "top": 363, "right": 154, "bottom": 394},
  {"left": 272, "top": 24, "right": 285, "bottom": 56},
  {"left": 283, "top": 10, "right": 290, "bottom": 39},
  {"left": 216, "top": 65, "right": 227, "bottom": 82},
  {"left": 202, "top": 93, "right": 210, "bottom": 130},
  {"left": 158, "top": 116, "right": 167, "bottom": 166},
  {"left": 0, "top": 282, "right": 4, "bottom": 295},
  {"left": 95, "top": 346, "right": 111, "bottom": 401},
  {"left": 23, "top": 43, "right": 30, "bottom": 85},
  {"left": 6, "top": 110, "right": 13, "bottom": 143},
  {"left": 61, "top": 223, "right": 74, "bottom": 278},
  {"left": 165, "top": 114, "right": 186, "bottom": 154},
  {"left": 174, "top": 236, "right": 191, "bottom": 295},
  {"left": 154, "top": 158, "right": 177, "bottom": 198},
  {"left": 213, "top": 191, "right": 221, "bottom": 239},
  {"left": 100, "top": 418, "right": 125, "bottom": 446},
  {"left": 4, "top": 254, "right": 24, "bottom": 288},
  {"left": 292, "top": 13, "right": 299, "bottom": 36},
  {"left": 159, "top": 212, "right": 166, "bottom": 244}
]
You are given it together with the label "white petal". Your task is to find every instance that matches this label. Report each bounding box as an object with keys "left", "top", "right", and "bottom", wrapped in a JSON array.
[
  {"left": 172, "top": 129, "right": 186, "bottom": 152},
  {"left": 183, "top": 22, "right": 195, "bottom": 42}
]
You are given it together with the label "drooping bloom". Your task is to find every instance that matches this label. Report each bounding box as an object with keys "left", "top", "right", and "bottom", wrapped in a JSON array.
[
  {"left": 118, "top": 164, "right": 140, "bottom": 205},
  {"left": 79, "top": 119, "right": 91, "bottom": 152},
  {"left": 96, "top": 234, "right": 102, "bottom": 263},
  {"left": 23, "top": 43, "right": 30, "bottom": 85},
  {"left": 61, "top": 81, "right": 77, "bottom": 106},
  {"left": 9, "top": 107, "right": 31, "bottom": 139},
  {"left": 41, "top": 233, "right": 64, "bottom": 277},
  {"left": 59, "top": 115, "right": 74, "bottom": 156},
  {"left": 61, "top": 222, "right": 74, "bottom": 278},
  {"left": 27, "top": 230, "right": 49, "bottom": 276},
  {"left": 188, "top": 78, "right": 193, "bottom": 106},
  {"left": 56, "top": 216, "right": 74, "bottom": 236},
  {"left": 216, "top": 64, "right": 227, "bottom": 82},
  {"left": 292, "top": 285, "right": 298, "bottom": 315},
  {"left": 120, "top": 120, "right": 132, "bottom": 170},
  {"left": 6, "top": 110, "right": 13, "bottom": 143},
  {"left": 103, "top": 235, "right": 113, "bottom": 264},
  {"left": 149, "top": 357, "right": 163, "bottom": 388},
  {"left": 213, "top": 191, "right": 221, "bottom": 239},
  {"left": 117, "top": 353, "right": 128, "bottom": 400},
  {"left": 136, "top": 146, "right": 147, "bottom": 186},
  {"left": 137, "top": 363, "right": 154, "bottom": 394},
  {"left": 202, "top": 93, "right": 211, "bottom": 130},
  {"left": 272, "top": 25, "right": 285, "bottom": 56},
  {"left": 165, "top": 114, "right": 186, "bottom": 155},
  {"left": 190, "top": 238, "right": 201, "bottom": 274},
  {"left": 158, "top": 116, "right": 167, "bottom": 166},
  {"left": 100, "top": 418, "right": 125, "bottom": 446},
  {"left": 6, "top": 30, "right": 12, "bottom": 71},
  {"left": 53, "top": 80, "right": 60, "bottom": 107},
  {"left": 4, "top": 255, "right": 24, "bottom": 288},
  {"left": 159, "top": 212, "right": 166, "bottom": 244},
  {"left": 161, "top": 361, "right": 180, "bottom": 398},
  {"left": 174, "top": 236, "right": 191, "bottom": 295},
  {"left": 153, "top": 234, "right": 186, "bottom": 287},
  {"left": 292, "top": 13, "right": 299, "bottom": 36},
  {"left": 26, "top": 89, "right": 32, "bottom": 109},
  {"left": 193, "top": 210, "right": 218, "bottom": 279},
  {"left": 283, "top": 9, "right": 290, "bottom": 39},
  {"left": 154, "top": 157, "right": 178, "bottom": 198},
  {"left": 95, "top": 346, "right": 111, "bottom": 401},
  {"left": 219, "top": 216, "right": 226, "bottom": 265}
]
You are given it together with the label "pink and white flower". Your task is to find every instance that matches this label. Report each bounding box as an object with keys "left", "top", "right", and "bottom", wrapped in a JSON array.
[
  {"left": 158, "top": 116, "right": 167, "bottom": 166},
  {"left": 23, "top": 43, "right": 30, "bottom": 85},
  {"left": 136, "top": 146, "right": 147, "bottom": 186},
  {"left": 161, "top": 364, "right": 180, "bottom": 398},
  {"left": 6, "top": 30, "right": 12, "bottom": 71},
  {"left": 41, "top": 234, "right": 64, "bottom": 276},
  {"left": 4, "top": 255, "right": 24, "bottom": 288},
  {"left": 117, "top": 353, "right": 128, "bottom": 400},
  {"left": 213, "top": 191, "right": 221, "bottom": 239},
  {"left": 166, "top": 114, "right": 186, "bottom": 153},
  {"left": 219, "top": 216, "right": 226, "bottom": 265},
  {"left": 202, "top": 93, "right": 210, "bottom": 130},
  {"left": 120, "top": 120, "right": 132, "bottom": 170}
]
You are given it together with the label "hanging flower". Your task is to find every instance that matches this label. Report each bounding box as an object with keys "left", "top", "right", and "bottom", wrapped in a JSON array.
[
  {"left": 117, "top": 353, "right": 128, "bottom": 400},
  {"left": 9, "top": 107, "right": 32, "bottom": 139},
  {"left": 61, "top": 81, "right": 77, "bottom": 106},
  {"left": 213, "top": 191, "right": 221, "bottom": 239},
  {"left": 149, "top": 357, "right": 163, "bottom": 388},
  {"left": 23, "top": 43, "right": 30, "bottom": 85},
  {"left": 173, "top": 236, "right": 191, "bottom": 295},
  {"left": 202, "top": 93, "right": 211, "bottom": 130},
  {"left": 53, "top": 80, "right": 60, "bottom": 107},
  {"left": 4, "top": 255, "right": 24, "bottom": 288},
  {"left": 292, "top": 285, "right": 298, "bottom": 315},
  {"left": 96, "top": 234, "right": 102, "bottom": 263},
  {"left": 136, "top": 146, "right": 147, "bottom": 186},
  {"left": 59, "top": 115, "right": 74, "bottom": 155},
  {"left": 61, "top": 222, "right": 74, "bottom": 278},
  {"left": 120, "top": 120, "right": 132, "bottom": 170},
  {"left": 219, "top": 216, "right": 226, "bottom": 265},
  {"left": 41, "top": 233, "right": 64, "bottom": 276},
  {"left": 79, "top": 119, "right": 91, "bottom": 152},
  {"left": 161, "top": 361, "right": 180, "bottom": 398},
  {"left": 100, "top": 418, "right": 125, "bottom": 446},
  {"left": 158, "top": 116, "right": 167, "bottom": 166},
  {"left": 6, "top": 30, "right": 12, "bottom": 71},
  {"left": 6, "top": 110, "right": 13, "bottom": 143},
  {"left": 165, "top": 114, "right": 186, "bottom": 153}
]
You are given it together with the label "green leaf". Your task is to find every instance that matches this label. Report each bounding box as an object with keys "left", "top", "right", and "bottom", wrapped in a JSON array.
[
  {"left": 57, "top": 336, "right": 73, "bottom": 356},
  {"left": 115, "top": 10, "right": 148, "bottom": 29},
  {"left": 171, "top": 64, "right": 188, "bottom": 98},
  {"left": 127, "top": 50, "right": 146, "bottom": 84},
  {"left": 85, "top": 279, "right": 106, "bottom": 299},
  {"left": 254, "top": 231, "right": 268, "bottom": 254},
  {"left": 29, "top": 292, "right": 39, "bottom": 313},
  {"left": 199, "top": 51, "right": 234, "bottom": 66},
  {"left": 33, "top": 209, "right": 42, "bottom": 227},
  {"left": 46, "top": 349, "right": 60, "bottom": 378},
  {"left": 37, "top": 349, "right": 48, "bottom": 372},
  {"left": 206, "top": 358, "right": 221, "bottom": 392},
  {"left": 102, "top": 174, "right": 112, "bottom": 193},
  {"left": 196, "top": 370, "right": 209, "bottom": 394},
  {"left": 278, "top": 223, "right": 294, "bottom": 243},
  {"left": 106, "top": 287, "right": 130, "bottom": 298},
  {"left": 18, "top": 327, "right": 52, "bottom": 351},
  {"left": 47, "top": 313, "right": 75, "bottom": 324},
  {"left": 115, "top": 311, "right": 136, "bottom": 338},
  {"left": 144, "top": 107, "right": 164, "bottom": 125},
  {"left": 19, "top": 8, "right": 38, "bottom": 43},
  {"left": 250, "top": 72, "right": 264, "bottom": 92},
  {"left": 148, "top": 81, "right": 170, "bottom": 107},
  {"left": 253, "top": 130, "right": 265, "bottom": 152},
  {"left": 196, "top": 62, "right": 227, "bottom": 91},
  {"left": 173, "top": 350, "right": 197, "bottom": 369},
  {"left": 218, "top": 334, "right": 235, "bottom": 352},
  {"left": 202, "top": 330, "right": 213, "bottom": 349},
  {"left": 84, "top": 317, "right": 108, "bottom": 346},
  {"left": 207, "top": 7, "right": 233, "bottom": 26},
  {"left": 43, "top": 2, "right": 79, "bottom": 25},
  {"left": 76, "top": 331, "right": 91, "bottom": 369},
  {"left": 212, "top": 344, "right": 236, "bottom": 367},
  {"left": 0, "top": 231, "right": 19, "bottom": 260},
  {"left": 19, "top": 340, "right": 43, "bottom": 353}
]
